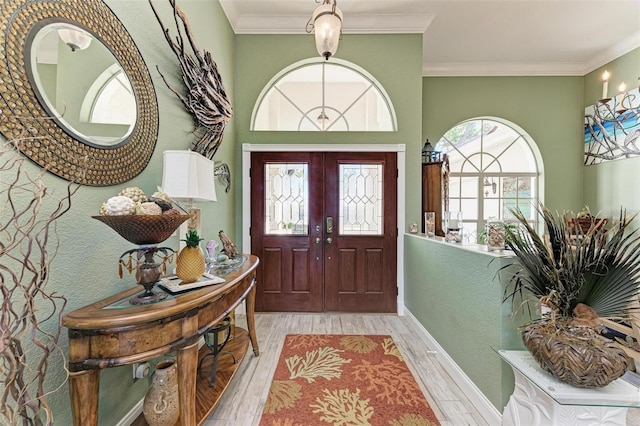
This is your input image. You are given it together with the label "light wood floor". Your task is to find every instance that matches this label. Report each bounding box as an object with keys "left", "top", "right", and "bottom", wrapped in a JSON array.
[{"left": 205, "top": 313, "right": 640, "bottom": 426}]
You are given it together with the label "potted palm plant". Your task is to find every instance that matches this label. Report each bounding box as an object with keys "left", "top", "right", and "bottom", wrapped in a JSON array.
[{"left": 502, "top": 204, "right": 640, "bottom": 388}]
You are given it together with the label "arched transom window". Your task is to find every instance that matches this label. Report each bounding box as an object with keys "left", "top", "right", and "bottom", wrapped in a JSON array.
[
  {"left": 251, "top": 58, "right": 397, "bottom": 132},
  {"left": 435, "top": 118, "right": 542, "bottom": 241}
]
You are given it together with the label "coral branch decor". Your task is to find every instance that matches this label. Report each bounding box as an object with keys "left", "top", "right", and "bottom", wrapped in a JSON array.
[
  {"left": 148, "top": 0, "right": 233, "bottom": 159},
  {"left": 260, "top": 334, "right": 440, "bottom": 426}
]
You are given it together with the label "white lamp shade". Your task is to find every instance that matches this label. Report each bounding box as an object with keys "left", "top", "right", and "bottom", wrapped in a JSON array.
[
  {"left": 312, "top": 3, "right": 343, "bottom": 58},
  {"left": 162, "top": 150, "right": 216, "bottom": 203}
]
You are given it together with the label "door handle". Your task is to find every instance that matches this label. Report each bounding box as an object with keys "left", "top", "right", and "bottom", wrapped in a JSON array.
[
  {"left": 326, "top": 237, "right": 333, "bottom": 245},
  {"left": 326, "top": 217, "right": 333, "bottom": 234}
]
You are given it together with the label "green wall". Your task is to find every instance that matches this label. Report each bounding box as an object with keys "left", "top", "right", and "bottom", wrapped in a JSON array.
[
  {"left": 0, "top": 1, "right": 236, "bottom": 424},
  {"left": 420, "top": 48, "right": 640, "bottom": 217},
  {"left": 235, "top": 34, "right": 424, "bottom": 229},
  {"left": 4, "top": 0, "right": 637, "bottom": 421},
  {"left": 404, "top": 235, "right": 525, "bottom": 410},
  {"left": 405, "top": 47, "right": 640, "bottom": 416},
  {"left": 422, "top": 75, "right": 585, "bottom": 214},
  {"left": 583, "top": 47, "right": 640, "bottom": 216}
]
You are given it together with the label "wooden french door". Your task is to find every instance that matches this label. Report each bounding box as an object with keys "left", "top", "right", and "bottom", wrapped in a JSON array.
[{"left": 251, "top": 151, "right": 397, "bottom": 312}]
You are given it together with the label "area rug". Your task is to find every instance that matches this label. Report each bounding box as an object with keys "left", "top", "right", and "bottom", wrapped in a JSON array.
[{"left": 260, "top": 334, "right": 440, "bottom": 426}]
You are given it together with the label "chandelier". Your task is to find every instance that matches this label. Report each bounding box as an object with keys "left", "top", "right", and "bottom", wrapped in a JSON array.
[{"left": 306, "top": 0, "right": 343, "bottom": 60}]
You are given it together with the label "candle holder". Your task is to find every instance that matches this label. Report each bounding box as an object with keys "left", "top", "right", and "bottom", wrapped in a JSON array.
[{"left": 444, "top": 211, "right": 463, "bottom": 243}]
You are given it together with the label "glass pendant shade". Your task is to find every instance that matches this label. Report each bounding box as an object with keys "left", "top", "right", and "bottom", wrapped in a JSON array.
[
  {"left": 317, "top": 110, "right": 330, "bottom": 130},
  {"left": 57, "top": 26, "right": 92, "bottom": 51},
  {"left": 312, "top": 3, "right": 343, "bottom": 59}
]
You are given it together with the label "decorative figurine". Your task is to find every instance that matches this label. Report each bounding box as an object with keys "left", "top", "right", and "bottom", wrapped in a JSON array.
[{"left": 218, "top": 230, "right": 239, "bottom": 258}]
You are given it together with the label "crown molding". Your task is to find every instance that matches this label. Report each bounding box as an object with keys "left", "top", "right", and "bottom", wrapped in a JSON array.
[
  {"left": 423, "top": 61, "right": 586, "bottom": 77},
  {"left": 229, "top": 13, "right": 434, "bottom": 35},
  {"left": 424, "top": 30, "right": 640, "bottom": 77},
  {"left": 582, "top": 30, "right": 640, "bottom": 75}
]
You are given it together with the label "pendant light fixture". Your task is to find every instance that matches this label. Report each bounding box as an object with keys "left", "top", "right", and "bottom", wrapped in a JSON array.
[
  {"left": 57, "top": 25, "right": 92, "bottom": 52},
  {"left": 317, "top": 62, "right": 330, "bottom": 130},
  {"left": 317, "top": 111, "right": 330, "bottom": 130},
  {"left": 306, "top": 0, "right": 343, "bottom": 60}
]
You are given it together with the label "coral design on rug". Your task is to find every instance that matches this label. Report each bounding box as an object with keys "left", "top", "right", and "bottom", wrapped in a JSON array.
[
  {"left": 310, "top": 388, "right": 374, "bottom": 425},
  {"left": 260, "top": 334, "right": 440, "bottom": 426},
  {"left": 286, "top": 346, "right": 351, "bottom": 383},
  {"left": 262, "top": 380, "right": 304, "bottom": 415}
]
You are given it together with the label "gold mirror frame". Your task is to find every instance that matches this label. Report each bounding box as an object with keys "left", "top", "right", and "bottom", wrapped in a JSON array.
[{"left": 0, "top": 0, "right": 158, "bottom": 186}]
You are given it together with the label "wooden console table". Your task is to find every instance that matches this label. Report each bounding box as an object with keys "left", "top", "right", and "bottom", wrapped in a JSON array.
[{"left": 62, "top": 255, "right": 259, "bottom": 426}]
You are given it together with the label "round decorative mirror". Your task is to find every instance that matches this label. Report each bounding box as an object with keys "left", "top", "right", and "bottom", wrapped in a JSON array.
[
  {"left": 26, "top": 21, "right": 137, "bottom": 148},
  {"left": 0, "top": 0, "right": 159, "bottom": 186}
]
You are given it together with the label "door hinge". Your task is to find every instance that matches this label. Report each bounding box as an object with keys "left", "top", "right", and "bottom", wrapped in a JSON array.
[
  {"left": 396, "top": 286, "right": 399, "bottom": 296},
  {"left": 396, "top": 168, "right": 399, "bottom": 178},
  {"left": 249, "top": 168, "right": 251, "bottom": 178}
]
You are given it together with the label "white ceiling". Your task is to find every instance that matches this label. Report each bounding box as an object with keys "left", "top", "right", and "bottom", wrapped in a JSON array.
[{"left": 219, "top": 0, "right": 640, "bottom": 76}]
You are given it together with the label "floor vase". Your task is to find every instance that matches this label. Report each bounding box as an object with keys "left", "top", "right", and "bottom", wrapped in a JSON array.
[{"left": 143, "top": 360, "right": 180, "bottom": 426}]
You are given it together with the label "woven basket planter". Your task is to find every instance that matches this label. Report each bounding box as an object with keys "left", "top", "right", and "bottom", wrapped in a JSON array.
[{"left": 521, "top": 320, "right": 629, "bottom": 388}]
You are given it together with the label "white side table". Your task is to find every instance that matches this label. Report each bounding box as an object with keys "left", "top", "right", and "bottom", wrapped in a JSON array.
[{"left": 499, "top": 350, "right": 640, "bottom": 426}]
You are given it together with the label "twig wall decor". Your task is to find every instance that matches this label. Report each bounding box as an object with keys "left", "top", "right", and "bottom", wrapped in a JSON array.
[
  {"left": 149, "top": 0, "right": 233, "bottom": 159},
  {"left": 0, "top": 130, "right": 84, "bottom": 425}
]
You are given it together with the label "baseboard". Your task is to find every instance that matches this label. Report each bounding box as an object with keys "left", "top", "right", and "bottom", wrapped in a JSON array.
[
  {"left": 404, "top": 308, "right": 502, "bottom": 426},
  {"left": 117, "top": 398, "right": 144, "bottom": 426}
]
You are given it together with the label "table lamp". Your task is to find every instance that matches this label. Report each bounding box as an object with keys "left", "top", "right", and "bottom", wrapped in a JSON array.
[{"left": 161, "top": 150, "right": 216, "bottom": 245}]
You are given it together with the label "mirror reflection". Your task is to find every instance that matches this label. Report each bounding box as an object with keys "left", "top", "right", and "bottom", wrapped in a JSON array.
[{"left": 28, "top": 22, "right": 136, "bottom": 147}]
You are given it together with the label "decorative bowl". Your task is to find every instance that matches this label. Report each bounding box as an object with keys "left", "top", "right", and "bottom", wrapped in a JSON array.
[{"left": 93, "top": 214, "right": 190, "bottom": 245}]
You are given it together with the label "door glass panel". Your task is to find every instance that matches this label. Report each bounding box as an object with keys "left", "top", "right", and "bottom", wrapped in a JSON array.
[
  {"left": 264, "top": 163, "right": 309, "bottom": 235},
  {"left": 339, "top": 164, "right": 383, "bottom": 235}
]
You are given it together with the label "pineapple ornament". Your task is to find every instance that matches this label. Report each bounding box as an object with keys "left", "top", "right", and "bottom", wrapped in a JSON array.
[{"left": 176, "top": 230, "right": 205, "bottom": 284}]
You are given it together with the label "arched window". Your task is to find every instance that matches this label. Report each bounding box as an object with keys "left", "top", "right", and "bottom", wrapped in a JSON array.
[
  {"left": 78, "top": 63, "right": 136, "bottom": 144},
  {"left": 435, "top": 118, "right": 542, "bottom": 241},
  {"left": 251, "top": 58, "right": 396, "bottom": 132},
  {"left": 89, "top": 68, "right": 135, "bottom": 126}
]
